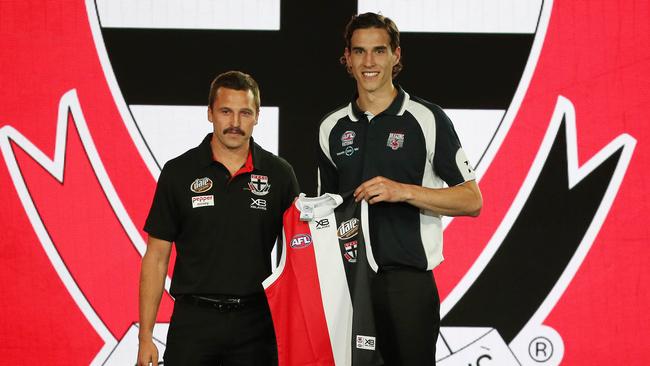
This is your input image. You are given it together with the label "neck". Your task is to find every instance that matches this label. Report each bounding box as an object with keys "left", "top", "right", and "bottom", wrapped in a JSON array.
[
  {"left": 356, "top": 83, "right": 397, "bottom": 115},
  {"left": 210, "top": 137, "right": 249, "bottom": 175}
]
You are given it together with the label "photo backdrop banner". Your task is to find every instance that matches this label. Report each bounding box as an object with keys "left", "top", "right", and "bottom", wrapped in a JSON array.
[{"left": 0, "top": 1, "right": 648, "bottom": 364}]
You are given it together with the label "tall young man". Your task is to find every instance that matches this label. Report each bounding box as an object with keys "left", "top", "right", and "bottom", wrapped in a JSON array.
[
  {"left": 137, "top": 71, "right": 299, "bottom": 365},
  {"left": 318, "top": 13, "right": 482, "bottom": 365}
]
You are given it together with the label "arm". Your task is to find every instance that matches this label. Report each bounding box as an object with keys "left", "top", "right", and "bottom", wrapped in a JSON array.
[
  {"left": 137, "top": 235, "right": 172, "bottom": 366},
  {"left": 354, "top": 177, "right": 482, "bottom": 217}
]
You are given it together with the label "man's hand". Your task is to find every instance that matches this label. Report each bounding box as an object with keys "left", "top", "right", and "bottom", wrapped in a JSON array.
[
  {"left": 136, "top": 338, "right": 159, "bottom": 366},
  {"left": 354, "top": 176, "right": 482, "bottom": 216},
  {"left": 354, "top": 176, "right": 410, "bottom": 204}
]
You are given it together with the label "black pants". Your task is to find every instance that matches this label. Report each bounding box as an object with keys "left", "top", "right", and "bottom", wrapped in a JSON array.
[
  {"left": 163, "top": 297, "right": 278, "bottom": 366},
  {"left": 372, "top": 268, "right": 440, "bottom": 365}
]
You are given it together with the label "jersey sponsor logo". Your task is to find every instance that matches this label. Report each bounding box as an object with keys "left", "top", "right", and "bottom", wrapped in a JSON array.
[
  {"left": 336, "top": 145, "right": 359, "bottom": 157},
  {"left": 290, "top": 233, "right": 312, "bottom": 249},
  {"left": 343, "top": 240, "right": 357, "bottom": 263},
  {"left": 356, "top": 335, "right": 376, "bottom": 351},
  {"left": 315, "top": 218, "right": 330, "bottom": 229},
  {"left": 192, "top": 195, "right": 214, "bottom": 208},
  {"left": 386, "top": 132, "right": 405, "bottom": 150},
  {"left": 250, "top": 197, "right": 267, "bottom": 210},
  {"left": 190, "top": 177, "right": 213, "bottom": 193},
  {"left": 341, "top": 130, "right": 356, "bottom": 146},
  {"left": 248, "top": 174, "right": 271, "bottom": 196},
  {"left": 337, "top": 218, "right": 359, "bottom": 240}
]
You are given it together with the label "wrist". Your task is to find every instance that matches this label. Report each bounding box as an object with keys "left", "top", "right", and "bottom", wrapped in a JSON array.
[
  {"left": 400, "top": 183, "right": 414, "bottom": 202},
  {"left": 138, "top": 331, "right": 153, "bottom": 342}
]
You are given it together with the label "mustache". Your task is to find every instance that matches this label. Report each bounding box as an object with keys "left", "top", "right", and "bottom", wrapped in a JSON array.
[{"left": 222, "top": 127, "right": 245, "bottom": 136}]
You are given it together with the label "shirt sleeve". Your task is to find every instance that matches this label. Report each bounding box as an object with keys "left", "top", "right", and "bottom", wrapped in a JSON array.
[
  {"left": 432, "top": 108, "right": 477, "bottom": 186},
  {"left": 143, "top": 164, "right": 179, "bottom": 242},
  {"left": 318, "top": 129, "right": 339, "bottom": 195}
]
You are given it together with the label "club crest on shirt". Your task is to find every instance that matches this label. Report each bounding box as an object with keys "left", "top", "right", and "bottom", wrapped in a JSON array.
[
  {"left": 337, "top": 218, "right": 359, "bottom": 240},
  {"left": 343, "top": 240, "right": 357, "bottom": 263},
  {"left": 290, "top": 233, "right": 312, "bottom": 249},
  {"left": 341, "top": 130, "right": 356, "bottom": 147},
  {"left": 386, "top": 132, "right": 405, "bottom": 150},
  {"left": 190, "top": 177, "right": 213, "bottom": 193},
  {"left": 248, "top": 174, "right": 271, "bottom": 196}
]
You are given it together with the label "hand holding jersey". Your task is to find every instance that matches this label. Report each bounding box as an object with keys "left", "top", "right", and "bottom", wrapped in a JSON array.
[
  {"left": 354, "top": 175, "right": 481, "bottom": 217},
  {"left": 317, "top": 12, "right": 482, "bottom": 365}
]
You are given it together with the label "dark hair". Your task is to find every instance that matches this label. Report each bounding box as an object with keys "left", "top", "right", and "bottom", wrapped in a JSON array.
[
  {"left": 208, "top": 70, "right": 260, "bottom": 111},
  {"left": 340, "top": 12, "right": 403, "bottom": 78}
]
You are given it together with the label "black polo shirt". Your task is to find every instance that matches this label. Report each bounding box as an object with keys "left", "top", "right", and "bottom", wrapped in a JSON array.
[
  {"left": 318, "top": 87, "right": 476, "bottom": 271},
  {"left": 144, "top": 133, "right": 299, "bottom": 296}
]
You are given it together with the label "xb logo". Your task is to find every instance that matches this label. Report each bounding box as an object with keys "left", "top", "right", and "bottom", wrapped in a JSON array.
[
  {"left": 250, "top": 198, "right": 267, "bottom": 211},
  {"left": 315, "top": 218, "right": 329, "bottom": 229}
]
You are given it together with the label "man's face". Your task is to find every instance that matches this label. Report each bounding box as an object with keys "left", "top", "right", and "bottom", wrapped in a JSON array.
[
  {"left": 345, "top": 27, "right": 401, "bottom": 94},
  {"left": 207, "top": 87, "right": 258, "bottom": 151}
]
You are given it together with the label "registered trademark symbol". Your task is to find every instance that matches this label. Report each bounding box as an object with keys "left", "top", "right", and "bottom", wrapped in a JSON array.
[{"left": 528, "top": 336, "right": 553, "bottom": 362}]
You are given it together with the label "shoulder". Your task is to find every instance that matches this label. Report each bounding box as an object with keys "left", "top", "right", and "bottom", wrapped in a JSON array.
[
  {"left": 406, "top": 95, "right": 449, "bottom": 121},
  {"left": 160, "top": 144, "right": 202, "bottom": 173},
  {"left": 159, "top": 144, "right": 200, "bottom": 175},
  {"left": 319, "top": 103, "right": 350, "bottom": 133},
  {"left": 254, "top": 144, "right": 295, "bottom": 174}
]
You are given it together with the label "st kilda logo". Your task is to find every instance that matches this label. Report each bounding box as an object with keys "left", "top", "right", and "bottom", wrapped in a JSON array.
[
  {"left": 290, "top": 233, "right": 312, "bottom": 249},
  {"left": 248, "top": 174, "right": 271, "bottom": 196}
]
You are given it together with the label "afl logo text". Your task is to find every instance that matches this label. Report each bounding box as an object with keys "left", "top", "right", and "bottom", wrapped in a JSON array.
[
  {"left": 337, "top": 218, "right": 359, "bottom": 240},
  {"left": 190, "top": 177, "right": 213, "bottom": 193},
  {"left": 290, "top": 233, "right": 312, "bottom": 249},
  {"left": 341, "top": 130, "right": 356, "bottom": 147}
]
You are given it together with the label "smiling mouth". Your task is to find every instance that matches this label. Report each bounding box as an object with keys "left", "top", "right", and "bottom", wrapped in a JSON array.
[{"left": 362, "top": 71, "right": 379, "bottom": 78}]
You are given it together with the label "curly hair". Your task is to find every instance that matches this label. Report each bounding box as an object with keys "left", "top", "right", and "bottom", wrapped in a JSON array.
[{"left": 340, "top": 12, "right": 403, "bottom": 78}]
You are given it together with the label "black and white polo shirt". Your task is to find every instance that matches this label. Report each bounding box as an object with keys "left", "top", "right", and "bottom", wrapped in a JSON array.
[{"left": 317, "top": 87, "right": 475, "bottom": 271}]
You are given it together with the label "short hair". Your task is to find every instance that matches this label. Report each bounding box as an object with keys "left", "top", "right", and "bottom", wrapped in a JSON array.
[
  {"left": 208, "top": 70, "right": 260, "bottom": 111},
  {"left": 340, "top": 12, "right": 403, "bottom": 78}
]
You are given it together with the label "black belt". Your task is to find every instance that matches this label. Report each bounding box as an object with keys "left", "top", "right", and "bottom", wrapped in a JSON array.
[{"left": 177, "top": 293, "right": 266, "bottom": 312}]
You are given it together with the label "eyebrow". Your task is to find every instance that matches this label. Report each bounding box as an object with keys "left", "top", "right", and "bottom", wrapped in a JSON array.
[{"left": 351, "top": 45, "right": 388, "bottom": 52}]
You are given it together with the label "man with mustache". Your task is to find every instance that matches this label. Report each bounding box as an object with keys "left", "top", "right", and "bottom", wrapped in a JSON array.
[
  {"left": 137, "top": 71, "right": 299, "bottom": 365},
  {"left": 318, "top": 13, "right": 483, "bottom": 365}
]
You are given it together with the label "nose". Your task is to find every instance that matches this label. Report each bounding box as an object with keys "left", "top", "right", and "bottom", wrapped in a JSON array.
[
  {"left": 232, "top": 112, "right": 241, "bottom": 127},
  {"left": 363, "top": 52, "right": 374, "bottom": 67}
]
